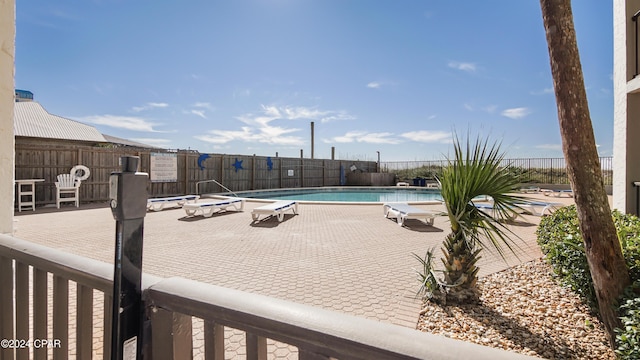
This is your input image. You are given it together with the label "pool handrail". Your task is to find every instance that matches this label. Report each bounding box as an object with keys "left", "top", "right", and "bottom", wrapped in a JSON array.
[{"left": 195, "top": 179, "right": 238, "bottom": 197}]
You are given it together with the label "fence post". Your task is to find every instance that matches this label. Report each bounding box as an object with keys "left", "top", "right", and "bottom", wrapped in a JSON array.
[
  {"left": 183, "top": 153, "right": 189, "bottom": 195},
  {"left": 220, "top": 155, "right": 225, "bottom": 192},
  {"left": 252, "top": 154, "right": 256, "bottom": 190}
]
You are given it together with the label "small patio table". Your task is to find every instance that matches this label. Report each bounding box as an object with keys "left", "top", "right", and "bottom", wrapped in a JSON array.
[{"left": 15, "top": 179, "right": 44, "bottom": 212}]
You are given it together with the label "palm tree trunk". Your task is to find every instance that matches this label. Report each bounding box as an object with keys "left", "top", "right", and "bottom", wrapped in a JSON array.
[
  {"left": 441, "top": 231, "right": 481, "bottom": 303},
  {"left": 539, "top": 0, "right": 631, "bottom": 346}
]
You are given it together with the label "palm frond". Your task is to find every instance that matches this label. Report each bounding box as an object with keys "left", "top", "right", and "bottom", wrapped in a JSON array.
[{"left": 439, "top": 134, "right": 524, "bottom": 262}]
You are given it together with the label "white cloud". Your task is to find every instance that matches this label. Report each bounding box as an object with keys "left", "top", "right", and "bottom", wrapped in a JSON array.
[
  {"left": 319, "top": 110, "right": 356, "bottom": 123},
  {"left": 400, "top": 130, "right": 452, "bottom": 143},
  {"left": 501, "top": 107, "right": 531, "bottom": 119},
  {"left": 195, "top": 126, "right": 304, "bottom": 146},
  {"left": 131, "top": 102, "right": 169, "bottom": 112},
  {"left": 196, "top": 104, "right": 355, "bottom": 147},
  {"left": 272, "top": 105, "right": 354, "bottom": 123},
  {"left": 448, "top": 61, "right": 476, "bottom": 72},
  {"left": 81, "top": 115, "right": 162, "bottom": 132},
  {"left": 242, "top": 105, "right": 354, "bottom": 124},
  {"left": 329, "top": 132, "right": 361, "bottom": 143},
  {"left": 190, "top": 110, "right": 207, "bottom": 119},
  {"left": 283, "top": 106, "right": 323, "bottom": 119},
  {"left": 367, "top": 81, "right": 381, "bottom": 89},
  {"left": 195, "top": 128, "right": 254, "bottom": 144},
  {"left": 324, "top": 131, "right": 400, "bottom": 144},
  {"left": 358, "top": 132, "right": 401, "bottom": 144}
]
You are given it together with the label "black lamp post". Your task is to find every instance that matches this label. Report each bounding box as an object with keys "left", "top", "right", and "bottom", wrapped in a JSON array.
[{"left": 109, "top": 156, "right": 148, "bottom": 360}]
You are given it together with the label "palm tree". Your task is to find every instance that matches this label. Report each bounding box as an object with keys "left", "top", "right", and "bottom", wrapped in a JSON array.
[
  {"left": 437, "top": 136, "right": 524, "bottom": 304},
  {"left": 539, "top": 0, "right": 630, "bottom": 344}
]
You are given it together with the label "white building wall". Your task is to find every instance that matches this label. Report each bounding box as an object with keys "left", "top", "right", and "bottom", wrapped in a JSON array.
[
  {"left": 613, "top": 0, "right": 640, "bottom": 214},
  {"left": 0, "top": 0, "right": 15, "bottom": 234}
]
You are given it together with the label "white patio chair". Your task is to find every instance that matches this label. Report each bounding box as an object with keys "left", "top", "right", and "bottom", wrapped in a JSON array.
[
  {"left": 55, "top": 165, "right": 90, "bottom": 208},
  {"left": 55, "top": 174, "right": 81, "bottom": 208}
]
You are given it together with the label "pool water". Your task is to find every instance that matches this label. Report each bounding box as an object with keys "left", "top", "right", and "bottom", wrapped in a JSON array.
[{"left": 231, "top": 187, "right": 443, "bottom": 203}]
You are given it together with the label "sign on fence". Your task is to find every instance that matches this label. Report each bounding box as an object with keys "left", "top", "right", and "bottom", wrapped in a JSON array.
[{"left": 150, "top": 153, "right": 177, "bottom": 182}]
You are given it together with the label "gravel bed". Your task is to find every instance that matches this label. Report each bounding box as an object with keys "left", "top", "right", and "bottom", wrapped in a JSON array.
[{"left": 416, "top": 258, "right": 616, "bottom": 359}]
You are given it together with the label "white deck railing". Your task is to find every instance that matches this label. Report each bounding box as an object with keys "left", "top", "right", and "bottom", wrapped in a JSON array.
[{"left": 0, "top": 234, "right": 537, "bottom": 360}]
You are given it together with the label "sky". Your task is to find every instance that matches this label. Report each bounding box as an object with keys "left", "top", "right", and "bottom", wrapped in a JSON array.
[{"left": 15, "top": 1, "right": 613, "bottom": 162}]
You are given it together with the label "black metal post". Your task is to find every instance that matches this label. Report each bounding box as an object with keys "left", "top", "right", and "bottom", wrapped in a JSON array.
[
  {"left": 633, "top": 10, "right": 640, "bottom": 77},
  {"left": 110, "top": 156, "right": 148, "bottom": 360},
  {"left": 634, "top": 182, "right": 640, "bottom": 217}
]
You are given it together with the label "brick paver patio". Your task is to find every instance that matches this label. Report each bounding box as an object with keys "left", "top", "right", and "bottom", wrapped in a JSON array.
[{"left": 12, "top": 193, "right": 576, "bottom": 358}]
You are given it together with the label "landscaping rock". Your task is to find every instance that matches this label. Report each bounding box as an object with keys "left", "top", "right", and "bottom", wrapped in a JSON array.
[{"left": 416, "top": 258, "right": 616, "bottom": 359}]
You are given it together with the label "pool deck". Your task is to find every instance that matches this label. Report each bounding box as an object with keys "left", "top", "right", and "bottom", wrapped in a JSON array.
[{"left": 12, "top": 193, "right": 578, "bottom": 358}]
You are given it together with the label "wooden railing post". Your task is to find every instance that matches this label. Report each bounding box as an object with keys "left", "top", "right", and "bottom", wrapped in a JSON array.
[
  {"left": 0, "top": 256, "right": 14, "bottom": 360},
  {"left": 246, "top": 333, "right": 267, "bottom": 360},
  {"left": 33, "top": 268, "right": 48, "bottom": 359},
  {"left": 149, "top": 307, "right": 192, "bottom": 360},
  {"left": 76, "top": 284, "right": 94, "bottom": 359},
  {"left": 53, "top": 275, "right": 69, "bottom": 360},
  {"left": 15, "top": 262, "right": 29, "bottom": 360},
  {"left": 203, "top": 320, "right": 224, "bottom": 360}
]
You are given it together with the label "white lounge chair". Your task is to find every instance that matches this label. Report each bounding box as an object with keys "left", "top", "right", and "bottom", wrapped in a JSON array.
[
  {"left": 147, "top": 195, "right": 200, "bottom": 211},
  {"left": 251, "top": 201, "right": 298, "bottom": 222},
  {"left": 518, "top": 186, "right": 540, "bottom": 194},
  {"left": 541, "top": 189, "right": 574, "bottom": 197},
  {"left": 383, "top": 203, "right": 439, "bottom": 227},
  {"left": 475, "top": 200, "right": 561, "bottom": 219},
  {"left": 515, "top": 201, "right": 562, "bottom": 216},
  {"left": 183, "top": 198, "right": 245, "bottom": 218},
  {"left": 474, "top": 203, "right": 519, "bottom": 221}
]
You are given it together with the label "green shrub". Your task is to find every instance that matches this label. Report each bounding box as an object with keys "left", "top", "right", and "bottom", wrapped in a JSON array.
[
  {"left": 536, "top": 205, "right": 597, "bottom": 310},
  {"left": 615, "top": 283, "right": 640, "bottom": 359},
  {"left": 536, "top": 206, "right": 640, "bottom": 358},
  {"left": 537, "top": 205, "right": 640, "bottom": 310},
  {"left": 616, "top": 213, "right": 640, "bottom": 281}
]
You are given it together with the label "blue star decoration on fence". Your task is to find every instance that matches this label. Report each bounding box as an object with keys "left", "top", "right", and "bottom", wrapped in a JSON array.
[
  {"left": 233, "top": 158, "right": 243, "bottom": 172},
  {"left": 266, "top": 157, "right": 273, "bottom": 171},
  {"left": 197, "top": 154, "right": 210, "bottom": 170}
]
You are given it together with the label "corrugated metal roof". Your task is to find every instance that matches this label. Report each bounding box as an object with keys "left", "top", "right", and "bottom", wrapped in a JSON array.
[
  {"left": 102, "top": 134, "right": 160, "bottom": 148},
  {"left": 14, "top": 101, "right": 107, "bottom": 142}
]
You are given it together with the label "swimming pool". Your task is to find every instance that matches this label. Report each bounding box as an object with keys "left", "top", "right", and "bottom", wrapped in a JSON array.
[{"left": 225, "top": 187, "right": 443, "bottom": 203}]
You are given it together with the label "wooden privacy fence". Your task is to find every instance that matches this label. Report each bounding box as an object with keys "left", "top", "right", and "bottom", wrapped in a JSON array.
[{"left": 14, "top": 145, "right": 377, "bottom": 206}]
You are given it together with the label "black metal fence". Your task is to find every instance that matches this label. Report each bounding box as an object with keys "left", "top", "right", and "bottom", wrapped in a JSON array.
[{"left": 382, "top": 157, "right": 613, "bottom": 185}]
